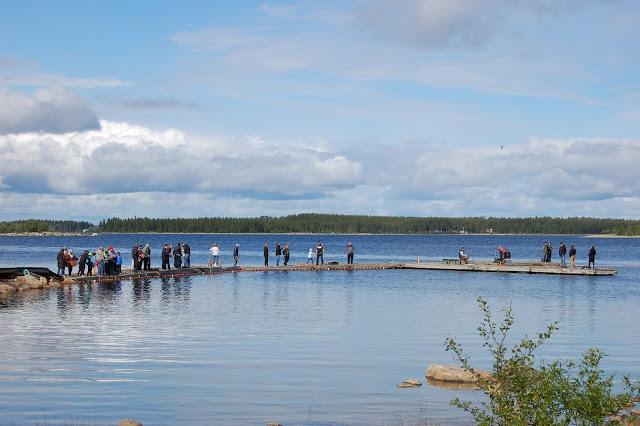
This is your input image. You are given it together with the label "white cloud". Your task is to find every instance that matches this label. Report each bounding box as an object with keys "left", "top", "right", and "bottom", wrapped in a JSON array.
[
  {"left": 0, "top": 86, "right": 100, "bottom": 134},
  {"left": 0, "top": 118, "right": 638, "bottom": 218},
  {"left": 0, "top": 120, "right": 363, "bottom": 196}
]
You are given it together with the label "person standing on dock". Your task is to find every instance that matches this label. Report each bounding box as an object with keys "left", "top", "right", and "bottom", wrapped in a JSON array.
[
  {"left": 131, "top": 244, "right": 139, "bottom": 270},
  {"left": 182, "top": 242, "right": 191, "bottom": 268},
  {"left": 56, "top": 248, "right": 66, "bottom": 276},
  {"left": 307, "top": 248, "right": 314, "bottom": 264},
  {"left": 115, "top": 251, "right": 122, "bottom": 274},
  {"left": 143, "top": 244, "right": 151, "bottom": 270},
  {"left": 559, "top": 242, "right": 567, "bottom": 268},
  {"left": 316, "top": 241, "right": 325, "bottom": 265},
  {"left": 345, "top": 241, "right": 355, "bottom": 264},
  {"left": 162, "top": 243, "right": 171, "bottom": 270},
  {"left": 78, "top": 250, "right": 88, "bottom": 276},
  {"left": 588, "top": 244, "right": 596, "bottom": 269},
  {"left": 275, "top": 242, "right": 282, "bottom": 266},
  {"left": 96, "top": 247, "right": 105, "bottom": 275},
  {"left": 209, "top": 243, "right": 220, "bottom": 267},
  {"left": 86, "top": 252, "right": 95, "bottom": 276},
  {"left": 283, "top": 244, "right": 290, "bottom": 266},
  {"left": 173, "top": 243, "right": 182, "bottom": 268},
  {"left": 264, "top": 243, "right": 269, "bottom": 266},
  {"left": 233, "top": 244, "right": 240, "bottom": 267},
  {"left": 569, "top": 243, "right": 576, "bottom": 270}
]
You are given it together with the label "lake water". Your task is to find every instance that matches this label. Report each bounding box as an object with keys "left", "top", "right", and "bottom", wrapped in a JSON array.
[{"left": 0, "top": 234, "right": 639, "bottom": 425}]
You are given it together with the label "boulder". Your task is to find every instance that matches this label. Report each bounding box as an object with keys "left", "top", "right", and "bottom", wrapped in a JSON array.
[
  {"left": 119, "top": 420, "right": 143, "bottom": 426},
  {"left": 0, "top": 283, "right": 17, "bottom": 297},
  {"left": 397, "top": 378, "right": 422, "bottom": 388},
  {"left": 425, "top": 364, "right": 493, "bottom": 384},
  {"left": 14, "top": 274, "right": 47, "bottom": 291}
]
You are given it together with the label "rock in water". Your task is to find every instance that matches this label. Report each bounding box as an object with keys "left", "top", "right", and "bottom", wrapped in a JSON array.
[
  {"left": 14, "top": 275, "right": 47, "bottom": 291},
  {"left": 119, "top": 420, "right": 143, "bottom": 426},
  {"left": 425, "top": 364, "right": 493, "bottom": 384},
  {"left": 0, "top": 283, "right": 17, "bottom": 297},
  {"left": 397, "top": 378, "right": 422, "bottom": 387}
]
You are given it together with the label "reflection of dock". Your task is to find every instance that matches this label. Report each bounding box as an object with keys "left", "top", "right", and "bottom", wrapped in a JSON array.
[
  {"left": 403, "top": 261, "right": 617, "bottom": 276},
  {"left": 64, "top": 260, "right": 616, "bottom": 284}
]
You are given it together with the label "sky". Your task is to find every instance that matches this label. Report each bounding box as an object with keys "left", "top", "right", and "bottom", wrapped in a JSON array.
[{"left": 1, "top": 0, "right": 640, "bottom": 221}]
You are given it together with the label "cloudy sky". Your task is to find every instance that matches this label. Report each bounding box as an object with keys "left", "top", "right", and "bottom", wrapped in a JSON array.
[{"left": 1, "top": 0, "right": 639, "bottom": 221}]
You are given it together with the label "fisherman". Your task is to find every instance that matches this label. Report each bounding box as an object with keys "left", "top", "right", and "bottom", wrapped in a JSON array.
[
  {"left": 173, "top": 243, "right": 182, "bottom": 268},
  {"left": 345, "top": 241, "right": 355, "bottom": 265}
]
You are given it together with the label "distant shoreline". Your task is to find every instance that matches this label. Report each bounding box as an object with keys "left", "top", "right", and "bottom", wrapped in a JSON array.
[{"left": 2, "top": 232, "right": 639, "bottom": 238}]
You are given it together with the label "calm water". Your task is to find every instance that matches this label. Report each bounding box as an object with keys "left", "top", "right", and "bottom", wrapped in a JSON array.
[{"left": 0, "top": 234, "right": 639, "bottom": 425}]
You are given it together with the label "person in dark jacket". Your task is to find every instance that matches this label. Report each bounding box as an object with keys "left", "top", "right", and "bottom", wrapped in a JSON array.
[
  {"left": 131, "top": 244, "right": 139, "bottom": 271},
  {"left": 162, "top": 244, "right": 171, "bottom": 270},
  {"left": 143, "top": 244, "right": 151, "bottom": 270},
  {"left": 233, "top": 244, "right": 240, "bottom": 267},
  {"left": 182, "top": 243, "right": 191, "bottom": 268},
  {"left": 57, "top": 248, "right": 66, "bottom": 276},
  {"left": 558, "top": 242, "right": 567, "bottom": 268},
  {"left": 263, "top": 243, "right": 269, "bottom": 267},
  {"left": 569, "top": 243, "right": 577, "bottom": 270},
  {"left": 588, "top": 244, "right": 596, "bottom": 269},
  {"left": 78, "top": 250, "right": 88, "bottom": 276},
  {"left": 283, "top": 244, "right": 290, "bottom": 266},
  {"left": 345, "top": 241, "right": 355, "bottom": 265},
  {"left": 316, "top": 241, "right": 324, "bottom": 265},
  {"left": 275, "top": 242, "right": 282, "bottom": 266},
  {"left": 173, "top": 243, "right": 182, "bottom": 268}
]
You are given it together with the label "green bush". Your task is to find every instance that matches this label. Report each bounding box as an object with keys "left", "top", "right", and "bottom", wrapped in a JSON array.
[{"left": 445, "top": 297, "right": 640, "bottom": 425}]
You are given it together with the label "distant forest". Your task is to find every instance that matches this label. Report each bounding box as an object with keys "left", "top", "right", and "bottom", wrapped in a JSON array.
[
  {"left": 0, "top": 219, "right": 94, "bottom": 234},
  {"left": 1, "top": 214, "right": 640, "bottom": 235}
]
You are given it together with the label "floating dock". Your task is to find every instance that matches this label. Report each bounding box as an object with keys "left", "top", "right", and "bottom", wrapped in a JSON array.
[{"left": 403, "top": 261, "right": 617, "bottom": 276}]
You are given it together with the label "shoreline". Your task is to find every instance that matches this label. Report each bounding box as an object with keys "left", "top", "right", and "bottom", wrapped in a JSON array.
[{"left": 2, "top": 232, "right": 640, "bottom": 237}]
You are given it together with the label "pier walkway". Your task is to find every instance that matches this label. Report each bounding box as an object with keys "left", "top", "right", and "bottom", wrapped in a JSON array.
[{"left": 65, "top": 260, "right": 615, "bottom": 284}]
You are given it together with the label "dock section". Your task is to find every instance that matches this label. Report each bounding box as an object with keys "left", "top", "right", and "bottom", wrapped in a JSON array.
[{"left": 403, "top": 261, "right": 617, "bottom": 276}]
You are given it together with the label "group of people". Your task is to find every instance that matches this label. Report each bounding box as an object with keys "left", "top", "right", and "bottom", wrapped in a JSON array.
[
  {"left": 497, "top": 244, "right": 512, "bottom": 262},
  {"left": 552, "top": 241, "right": 597, "bottom": 269},
  {"left": 213, "top": 240, "right": 355, "bottom": 268},
  {"left": 161, "top": 242, "right": 191, "bottom": 270},
  {"left": 56, "top": 245, "right": 125, "bottom": 276}
]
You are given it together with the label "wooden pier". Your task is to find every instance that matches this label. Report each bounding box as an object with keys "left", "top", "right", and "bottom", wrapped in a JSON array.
[
  {"left": 403, "top": 261, "right": 617, "bottom": 276},
  {"left": 65, "top": 260, "right": 615, "bottom": 284}
]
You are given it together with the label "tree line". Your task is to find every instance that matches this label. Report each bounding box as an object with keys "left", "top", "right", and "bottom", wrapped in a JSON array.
[
  {"left": 0, "top": 219, "right": 94, "bottom": 234},
  {"left": 4, "top": 214, "right": 639, "bottom": 235}
]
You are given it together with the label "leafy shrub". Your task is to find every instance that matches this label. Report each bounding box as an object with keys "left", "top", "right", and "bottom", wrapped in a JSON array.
[{"left": 445, "top": 297, "right": 640, "bottom": 425}]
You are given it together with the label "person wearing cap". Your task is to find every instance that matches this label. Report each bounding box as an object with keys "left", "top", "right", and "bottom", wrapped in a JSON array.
[{"left": 96, "top": 246, "right": 105, "bottom": 275}]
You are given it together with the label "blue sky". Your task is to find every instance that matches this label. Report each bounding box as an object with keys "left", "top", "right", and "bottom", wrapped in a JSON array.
[{"left": 1, "top": 0, "right": 640, "bottom": 220}]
